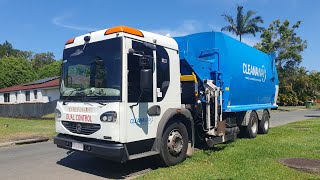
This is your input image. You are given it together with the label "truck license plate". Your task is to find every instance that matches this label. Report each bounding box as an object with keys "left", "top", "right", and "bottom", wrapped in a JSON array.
[{"left": 72, "top": 142, "right": 84, "bottom": 151}]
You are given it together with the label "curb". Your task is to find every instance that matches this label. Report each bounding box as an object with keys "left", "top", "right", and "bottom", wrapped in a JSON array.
[
  {"left": 0, "top": 142, "right": 14, "bottom": 148},
  {"left": 0, "top": 137, "right": 50, "bottom": 148},
  {"left": 277, "top": 108, "right": 306, "bottom": 112}
]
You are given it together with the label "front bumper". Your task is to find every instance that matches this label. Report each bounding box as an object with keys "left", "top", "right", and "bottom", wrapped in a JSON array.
[{"left": 54, "top": 134, "right": 128, "bottom": 162}]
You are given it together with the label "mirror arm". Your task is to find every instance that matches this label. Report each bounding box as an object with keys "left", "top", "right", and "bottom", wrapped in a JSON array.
[
  {"left": 129, "top": 90, "right": 144, "bottom": 124},
  {"left": 128, "top": 48, "right": 144, "bottom": 56},
  {"left": 130, "top": 90, "right": 144, "bottom": 109},
  {"left": 133, "top": 53, "right": 143, "bottom": 57}
]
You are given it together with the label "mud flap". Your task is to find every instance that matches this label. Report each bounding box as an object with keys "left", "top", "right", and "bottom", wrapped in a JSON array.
[{"left": 205, "top": 133, "right": 237, "bottom": 148}]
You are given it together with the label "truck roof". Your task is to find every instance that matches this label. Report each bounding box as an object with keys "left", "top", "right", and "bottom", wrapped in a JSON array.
[{"left": 64, "top": 25, "right": 179, "bottom": 51}]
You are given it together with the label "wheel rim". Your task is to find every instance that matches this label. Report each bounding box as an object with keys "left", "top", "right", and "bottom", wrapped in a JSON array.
[
  {"left": 251, "top": 118, "right": 257, "bottom": 134},
  {"left": 167, "top": 129, "right": 184, "bottom": 156},
  {"left": 264, "top": 117, "right": 269, "bottom": 130}
]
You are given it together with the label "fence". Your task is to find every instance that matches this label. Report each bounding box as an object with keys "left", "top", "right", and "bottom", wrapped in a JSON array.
[{"left": 0, "top": 100, "right": 58, "bottom": 118}]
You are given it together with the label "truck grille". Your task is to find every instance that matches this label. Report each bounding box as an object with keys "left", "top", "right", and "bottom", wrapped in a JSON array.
[{"left": 62, "top": 121, "right": 101, "bottom": 135}]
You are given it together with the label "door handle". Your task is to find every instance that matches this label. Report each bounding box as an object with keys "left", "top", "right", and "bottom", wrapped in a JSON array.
[{"left": 147, "top": 105, "right": 161, "bottom": 116}]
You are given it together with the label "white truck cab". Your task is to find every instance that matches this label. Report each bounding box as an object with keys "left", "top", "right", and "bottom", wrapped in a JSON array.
[
  {"left": 54, "top": 26, "right": 194, "bottom": 165},
  {"left": 54, "top": 26, "right": 275, "bottom": 166}
]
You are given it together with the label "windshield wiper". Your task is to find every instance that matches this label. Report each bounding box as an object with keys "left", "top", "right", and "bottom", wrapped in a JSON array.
[
  {"left": 81, "top": 96, "right": 107, "bottom": 106},
  {"left": 62, "top": 88, "right": 81, "bottom": 105},
  {"left": 95, "top": 101, "right": 107, "bottom": 106}
]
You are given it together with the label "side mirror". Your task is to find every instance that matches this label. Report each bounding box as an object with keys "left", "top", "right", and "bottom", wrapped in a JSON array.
[
  {"left": 140, "top": 69, "right": 152, "bottom": 92},
  {"left": 128, "top": 48, "right": 136, "bottom": 54},
  {"left": 139, "top": 55, "right": 153, "bottom": 69},
  {"left": 143, "top": 42, "right": 156, "bottom": 51}
]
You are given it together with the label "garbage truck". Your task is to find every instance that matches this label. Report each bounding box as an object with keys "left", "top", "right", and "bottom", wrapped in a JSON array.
[{"left": 54, "top": 25, "right": 278, "bottom": 166}]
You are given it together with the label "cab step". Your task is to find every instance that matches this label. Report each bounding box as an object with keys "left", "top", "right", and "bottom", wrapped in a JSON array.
[{"left": 129, "top": 151, "right": 159, "bottom": 160}]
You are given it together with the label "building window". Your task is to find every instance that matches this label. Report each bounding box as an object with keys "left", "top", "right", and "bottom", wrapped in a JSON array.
[
  {"left": 4, "top": 93, "right": 10, "bottom": 102},
  {"left": 25, "top": 91, "right": 30, "bottom": 101},
  {"left": 15, "top": 92, "right": 18, "bottom": 101},
  {"left": 34, "top": 90, "right": 37, "bottom": 99}
]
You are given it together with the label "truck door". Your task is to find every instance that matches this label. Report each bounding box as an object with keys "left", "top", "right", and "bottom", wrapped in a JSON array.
[{"left": 125, "top": 39, "right": 160, "bottom": 142}]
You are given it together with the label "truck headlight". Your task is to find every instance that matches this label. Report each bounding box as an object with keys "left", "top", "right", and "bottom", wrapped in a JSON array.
[
  {"left": 100, "top": 111, "right": 117, "bottom": 122},
  {"left": 55, "top": 109, "right": 61, "bottom": 118}
]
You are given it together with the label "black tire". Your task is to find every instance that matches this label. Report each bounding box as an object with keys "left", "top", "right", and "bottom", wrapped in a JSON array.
[
  {"left": 258, "top": 110, "right": 270, "bottom": 134},
  {"left": 244, "top": 111, "right": 258, "bottom": 138},
  {"left": 159, "top": 121, "right": 189, "bottom": 166}
]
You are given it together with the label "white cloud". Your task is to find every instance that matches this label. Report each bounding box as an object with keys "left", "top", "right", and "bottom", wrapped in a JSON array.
[
  {"left": 208, "top": 23, "right": 221, "bottom": 32},
  {"left": 52, "top": 14, "right": 98, "bottom": 32},
  {"left": 149, "top": 20, "right": 204, "bottom": 37},
  {"left": 224, "top": 0, "right": 249, "bottom": 5},
  {"left": 52, "top": 15, "right": 260, "bottom": 46},
  {"left": 185, "top": 0, "right": 249, "bottom": 5},
  {"left": 208, "top": 23, "right": 261, "bottom": 47},
  {"left": 223, "top": 32, "right": 260, "bottom": 47},
  {"left": 149, "top": 20, "right": 260, "bottom": 46},
  {"left": 241, "top": 37, "right": 260, "bottom": 47}
]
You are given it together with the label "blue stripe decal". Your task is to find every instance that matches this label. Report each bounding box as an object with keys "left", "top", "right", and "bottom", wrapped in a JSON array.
[{"left": 225, "top": 104, "right": 278, "bottom": 112}]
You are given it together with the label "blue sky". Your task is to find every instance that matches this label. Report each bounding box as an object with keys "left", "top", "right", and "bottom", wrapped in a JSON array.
[{"left": 0, "top": 0, "right": 319, "bottom": 70}]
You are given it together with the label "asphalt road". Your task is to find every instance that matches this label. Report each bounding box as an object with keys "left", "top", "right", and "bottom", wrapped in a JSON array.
[
  {"left": 0, "top": 109, "right": 320, "bottom": 180},
  {"left": 270, "top": 109, "right": 320, "bottom": 127}
]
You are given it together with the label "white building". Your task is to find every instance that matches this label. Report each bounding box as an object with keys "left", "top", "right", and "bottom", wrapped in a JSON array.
[{"left": 0, "top": 77, "right": 60, "bottom": 104}]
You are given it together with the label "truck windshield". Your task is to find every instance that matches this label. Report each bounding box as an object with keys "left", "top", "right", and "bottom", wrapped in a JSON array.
[{"left": 61, "top": 37, "right": 122, "bottom": 101}]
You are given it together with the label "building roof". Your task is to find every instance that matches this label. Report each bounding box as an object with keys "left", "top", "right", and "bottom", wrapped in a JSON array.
[{"left": 0, "top": 77, "right": 59, "bottom": 93}]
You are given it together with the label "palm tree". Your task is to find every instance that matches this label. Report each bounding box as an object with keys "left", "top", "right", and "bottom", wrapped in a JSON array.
[{"left": 221, "top": 5, "right": 264, "bottom": 42}]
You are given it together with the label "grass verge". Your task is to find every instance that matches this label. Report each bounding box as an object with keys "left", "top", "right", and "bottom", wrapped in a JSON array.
[
  {"left": 42, "top": 113, "right": 55, "bottom": 119},
  {"left": 0, "top": 117, "right": 56, "bottom": 143},
  {"left": 139, "top": 118, "right": 320, "bottom": 180}
]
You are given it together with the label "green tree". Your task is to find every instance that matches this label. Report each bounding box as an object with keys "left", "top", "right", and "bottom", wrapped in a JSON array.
[
  {"left": 0, "top": 41, "right": 14, "bottom": 57},
  {"left": 18, "top": 51, "right": 34, "bottom": 60},
  {"left": 37, "top": 60, "right": 62, "bottom": 79},
  {"left": 255, "top": 20, "right": 307, "bottom": 68},
  {"left": 0, "top": 57, "right": 37, "bottom": 88},
  {"left": 0, "top": 41, "right": 33, "bottom": 59},
  {"left": 255, "top": 20, "right": 308, "bottom": 105},
  {"left": 308, "top": 71, "right": 320, "bottom": 101},
  {"left": 31, "top": 52, "right": 55, "bottom": 71},
  {"left": 277, "top": 65, "right": 320, "bottom": 105},
  {"left": 221, "top": 5, "right": 264, "bottom": 41}
]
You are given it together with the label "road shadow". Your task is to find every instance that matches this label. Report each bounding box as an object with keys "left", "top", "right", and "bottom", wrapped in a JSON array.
[
  {"left": 304, "top": 115, "right": 320, "bottom": 118},
  {"left": 56, "top": 151, "right": 161, "bottom": 179},
  {"left": 195, "top": 140, "right": 235, "bottom": 157}
]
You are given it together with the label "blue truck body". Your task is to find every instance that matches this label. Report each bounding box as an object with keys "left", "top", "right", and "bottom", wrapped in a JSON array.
[{"left": 174, "top": 32, "right": 278, "bottom": 112}]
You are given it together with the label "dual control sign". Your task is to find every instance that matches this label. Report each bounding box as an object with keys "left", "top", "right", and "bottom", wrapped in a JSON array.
[
  {"left": 66, "top": 114, "right": 92, "bottom": 122},
  {"left": 66, "top": 107, "right": 93, "bottom": 122}
]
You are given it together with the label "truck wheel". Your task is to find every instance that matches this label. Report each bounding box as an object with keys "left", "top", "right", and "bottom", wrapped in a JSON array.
[
  {"left": 245, "top": 111, "right": 258, "bottom": 138},
  {"left": 258, "top": 110, "right": 270, "bottom": 134},
  {"left": 160, "top": 121, "right": 188, "bottom": 166}
]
